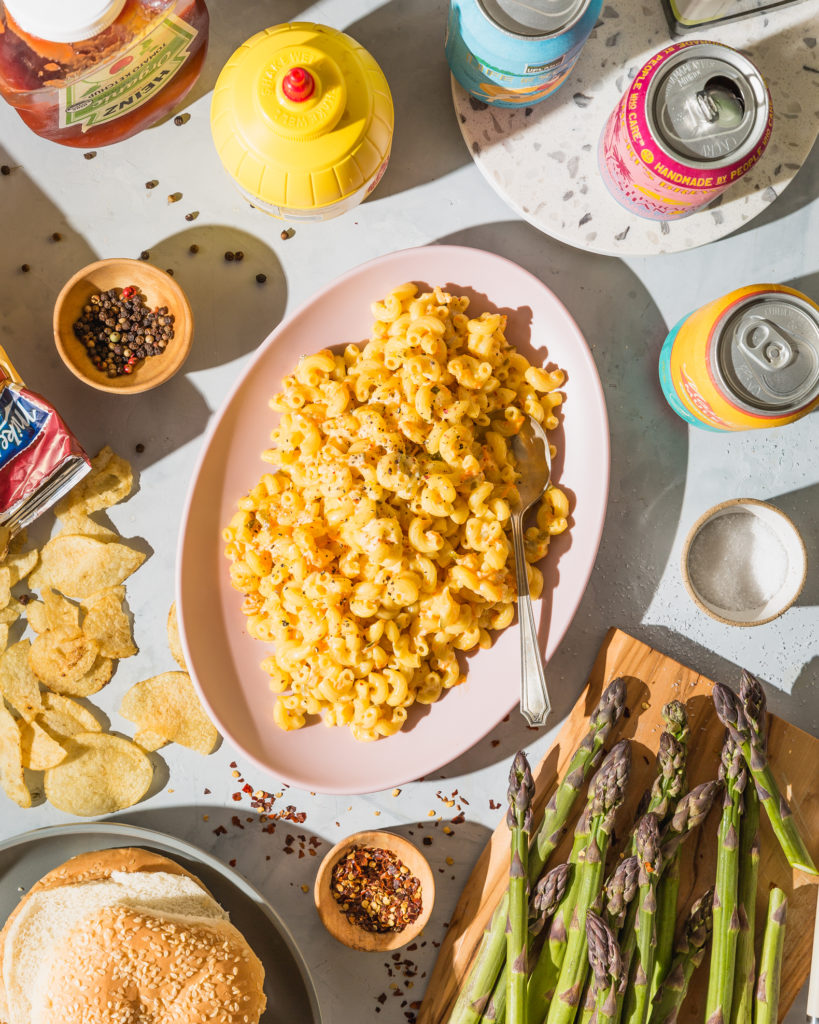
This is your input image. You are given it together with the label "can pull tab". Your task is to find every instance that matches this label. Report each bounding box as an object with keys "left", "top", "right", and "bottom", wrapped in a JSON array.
[
  {"left": 695, "top": 90, "right": 720, "bottom": 124},
  {"left": 736, "top": 317, "right": 795, "bottom": 371}
]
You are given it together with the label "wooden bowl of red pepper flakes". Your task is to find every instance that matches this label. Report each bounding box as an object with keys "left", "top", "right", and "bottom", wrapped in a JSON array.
[
  {"left": 314, "top": 830, "right": 435, "bottom": 952},
  {"left": 53, "top": 258, "right": 193, "bottom": 395}
]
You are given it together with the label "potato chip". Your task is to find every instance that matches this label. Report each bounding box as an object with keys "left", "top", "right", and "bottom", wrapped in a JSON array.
[
  {"left": 46, "top": 655, "right": 113, "bottom": 698},
  {"left": 0, "top": 703, "right": 30, "bottom": 807},
  {"left": 57, "top": 512, "right": 118, "bottom": 543},
  {"left": 43, "top": 587, "right": 81, "bottom": 634},
  {"left": 167, "top": 602, "right": 187, "bottom": 670},
  {"left": 24, "top": 600, "right": 48, "bottom": 633},
  {"left": 0, "top": 625, "right": 8, "bottom": 655},
  {"left": 0, "top": 598, "right": 23, "bottom": 626},
  {"left": 39, "top": 692, "right": 101, "bottom": 736},
  {"left": 28, "top": 535, "right": 145, "bottom": 599},
  {"left": 0, "top": 640, "right": 43, "bottom": 721},
  {"left": 0, "top": 526, "right": 10, "bottom": 562},
  {"left": 20, "top": 719, "right": 66, "bottom": 770},
  {"left": 54, "top": 447, "right": 133, "bottom": 518},
  {"left": 120, "top": 672, "right": 218, "bottom": 755},
  {"left": 44, "top": 732, "right": 152, "bottom": 816},
  {"left": 4, "top": 547, "right": 38, "bottom": 586},
  {"left": 29, "top": 630, "right": 99, "bottom": 687},
  {"left": 0, "top": 568, "right": 10, "bottom": 610},
  {"left": 82, "top": 587, "right": 136, "bottom": 659},
  {"left": 133, "top": 729, "right": 168, "bottom": 752}
]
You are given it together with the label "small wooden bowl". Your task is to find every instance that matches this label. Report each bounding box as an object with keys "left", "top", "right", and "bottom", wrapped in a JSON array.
[
  {"left": 53, "top": 258, "right": 193, "bottom": 394},
  {"left": 681, "top": 497, "right": 807, "bottom": 627},
  {"left": 314, "top": 830, "right": 435, "bottom": 952}
]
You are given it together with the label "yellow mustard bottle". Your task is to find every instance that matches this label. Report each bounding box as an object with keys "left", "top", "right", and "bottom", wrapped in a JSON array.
[{"left": 210, "top": 22, "right": 393, "bottom": 221}]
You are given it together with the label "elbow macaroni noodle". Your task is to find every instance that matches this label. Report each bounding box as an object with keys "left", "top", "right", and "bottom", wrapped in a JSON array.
[{"left": 223, "top": 284, "right": 569, "bottom": 742}]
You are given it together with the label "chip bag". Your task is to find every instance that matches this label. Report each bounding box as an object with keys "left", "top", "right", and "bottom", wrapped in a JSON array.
[{"left": 0, "top": 346, "right": 90, "bottom": 534}]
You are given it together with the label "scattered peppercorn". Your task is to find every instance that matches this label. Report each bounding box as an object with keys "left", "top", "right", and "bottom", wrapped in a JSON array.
[
  {"left": 280, "top": 229, "right": 290, "bottom": 240},
  {"left": 140, "top": 250, "right": 150, "bottom": 260},
  {"left": 256, "top": 273, "right": 267, "bottom": 284},
  {"left": 189, "top": 244, "right": 199, "bottom": 254},
  {"left": 166, "top": 268, "right": 174, "bottom": 276},
  {"left": 1, "top": 165, "right": 10, "bottom": 175},
  {"left": 167, "top": 192, "right": 182, "bottom": 203},
  {"left": 135, "top": 443, "right": 145, "bottom": 453},
  {"left": 83, "top": 151, "right": 97, "bottom": 160},
  {"left": 72, "top": 286, "right": 175, "bottom": 378},
  {"left": 184, "top": 211, "right": 198, "bottom": 221},
  {"left": 224, "top": 251, "right": 235, "bottom": 262},
  {"left": 50, "top": 232, "right": 62, "bottom": 242},
  {"left": 173, "top": 114, "right": 189, "bottom": 125},
  {"left": 145, "top": 180, "right": 158, "bottom": 189},
  {"left": 234, "top": 250, "right": 244, "bottom": 262},
  {"left": 330, "top": 846, "right": 423, "bottom": 933},
  {"left": 20, "top": 264, "right": 30, "bottom": 273}
]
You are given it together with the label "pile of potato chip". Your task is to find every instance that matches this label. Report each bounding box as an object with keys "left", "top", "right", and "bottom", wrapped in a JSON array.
[{"left": 0, "top": 447, "right": 219, "bottom": 817}]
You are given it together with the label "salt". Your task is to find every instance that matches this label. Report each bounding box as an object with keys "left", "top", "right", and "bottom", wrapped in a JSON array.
[{"left": 687, "top": 511, "right": 789, "bottom": 613}]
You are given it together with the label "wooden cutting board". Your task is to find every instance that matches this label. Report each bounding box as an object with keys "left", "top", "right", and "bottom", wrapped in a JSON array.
[{"left": 419, "top": 628, "right": 819, "bottom": 1024}]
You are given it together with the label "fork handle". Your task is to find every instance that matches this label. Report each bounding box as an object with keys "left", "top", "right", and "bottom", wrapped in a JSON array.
[{"left": 511, "top": 511, "right": 551, "bottom": 727}]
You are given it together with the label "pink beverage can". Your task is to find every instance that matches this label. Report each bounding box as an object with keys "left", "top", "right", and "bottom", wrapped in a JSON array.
[{"left": 599, "top": 40, "right": 772, "bottom": 220}]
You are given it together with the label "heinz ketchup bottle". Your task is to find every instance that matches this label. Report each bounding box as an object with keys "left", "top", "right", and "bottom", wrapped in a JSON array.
[{"left": 0, "top": 0, "right": 209, "bottom": 146}]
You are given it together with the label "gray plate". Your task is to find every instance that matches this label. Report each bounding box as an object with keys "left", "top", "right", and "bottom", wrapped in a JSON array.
[{"left": 0, "top": 822, "right": 321, "bottom": 1024}]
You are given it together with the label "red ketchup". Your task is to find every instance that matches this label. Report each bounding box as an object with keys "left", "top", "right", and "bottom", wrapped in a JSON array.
[{"left": 0, "top": 0, "right": 209, "bottom": 147}]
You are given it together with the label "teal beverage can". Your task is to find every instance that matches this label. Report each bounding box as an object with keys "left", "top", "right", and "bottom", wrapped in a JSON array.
[{"left": 445, "top": 0, "right": 603, "bottom": 108}]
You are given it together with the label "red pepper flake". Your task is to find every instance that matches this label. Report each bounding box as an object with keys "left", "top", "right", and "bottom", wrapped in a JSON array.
[
  {"left": 229, "top": 859, "right": 237, "bottom": 867},
  {"left": 231, "top": 793, "right": 242, "bottom": 802},
  {"left": 331, "top": 846, "right": 423, "bottom": 934},
  {"left": 491, "top": 739, "right": 500, "bottom": 748},
  {"left": 242, "top": 783, "right": 253, "bottom": 794},
  {"left": 203, "top": 788, "right": 211, "bottom": 795},
  {"left": 213, "top": 825, "right": 227, "bottom": 836},
  {"left": 489, "top": 799, "right": 501, "bottom": 810}
]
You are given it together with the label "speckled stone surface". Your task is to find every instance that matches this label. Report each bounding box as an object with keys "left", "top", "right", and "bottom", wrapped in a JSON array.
[{"left": 454, "top": 0, "right": 819, "bottom": 255}]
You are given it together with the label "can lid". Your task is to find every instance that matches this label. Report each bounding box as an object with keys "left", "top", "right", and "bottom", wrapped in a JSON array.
[
  {"left": 3, "top": 0, "right": 126, "bottom": 43},
  {"left": 480, "top": 0, "right": 587, "bottom": 37},
  {"left": 653, "top": 56, "right": 759, "bottom": 161},
  {"left": 210, "top": 23, "right": 393, "bottom": 212},
  {"left": 717, "top": 296, "right": 819, "bottom": 410}
]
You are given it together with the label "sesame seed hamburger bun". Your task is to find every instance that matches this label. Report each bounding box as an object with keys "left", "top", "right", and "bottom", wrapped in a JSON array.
[{"left": 0, "top": 848, "right": 266, "bottom": 1024}]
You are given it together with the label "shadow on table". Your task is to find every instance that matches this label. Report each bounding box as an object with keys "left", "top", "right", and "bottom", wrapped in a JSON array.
[
  {"left": 730, "top": 136, "right": 819, "bottom": 238},
  {"left": 0, "top": 147, "right": 287, "bottom": 470},
  {"left": 427, "top": 220, "right": 687, "bottom": 778},
  {"left": 345, "top": 0, "right": 469, "bottom": 201}
]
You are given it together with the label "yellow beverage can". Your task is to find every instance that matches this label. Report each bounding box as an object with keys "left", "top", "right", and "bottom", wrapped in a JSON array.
[
  {"left": 210, "top": 22, "right": 393, "bottom": 221},
  {"left": 659, "top": 284, "right": 819, "bottom": 431}
]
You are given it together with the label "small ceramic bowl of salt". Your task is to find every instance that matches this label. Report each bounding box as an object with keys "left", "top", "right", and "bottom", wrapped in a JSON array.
[{"left": 681, "top": 498, "right": 807, "bottom": 626}]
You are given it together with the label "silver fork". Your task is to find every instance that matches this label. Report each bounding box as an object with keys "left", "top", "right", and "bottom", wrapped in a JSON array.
[{"left": 510, "top": 415, "right": 553, "bottom": 726}]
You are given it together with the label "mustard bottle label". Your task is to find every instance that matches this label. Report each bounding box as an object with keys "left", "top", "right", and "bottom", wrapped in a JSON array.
[{"left": 59, "top": 14, "right": 198, "bottom": 131}]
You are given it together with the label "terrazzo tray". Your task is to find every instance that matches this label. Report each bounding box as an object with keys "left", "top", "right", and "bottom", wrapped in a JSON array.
[{"left": 453, "top": 0, "right": 819, "bottom": 256}]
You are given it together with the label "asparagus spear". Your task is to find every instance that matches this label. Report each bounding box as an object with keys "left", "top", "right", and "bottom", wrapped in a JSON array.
[
  {"left": 446, "top": 679, "right": 627, "bottom": 1024},
  {"left": 647, "top": 889, "right": 713, "bottom": 1024},
  {"left": 526, "top": 740, "right": 632, "bottom": 1024},
  {"left": 530, "top": 864, "right": 572, "bottom": 938},
  {"left": 730, "top": 780, "right": 760, "bottom": 1024},
  {"left": 486, "top": 865, "right": 572, "bottom": 1024},
  {"left": 604, "top": 855, "right": 640, "bottom": 932},
  {"left": 586, "top": 911, "right": 624, "bottom": 1024},
  {"left": 753, "top": 887, "right": 787, "bottom": 1024},
  {"left": 659, "top": 781, "right": 722, "bottom": 862},
  {"left": 621, "top": 814, "right": 663, "bottom": 1024},
  {"left": 713, "top": 680, "right": 817, "bottom": 875},
  {"left": 647, "top": 730, "right": 687, "bottom": 825},
  {"left": 531, "top": 678, "right": 628, "bottom": 879},
  {"left": 705, "top": 735, "right": 746, "bottom": 1024},
  {"left": 544, "top": 741, "right": 631, "bottom": 1024},
  {"left": 507, "top": 752, "right": 535, "bottom": 1024},
  {"left": 647, "top": 705, "right": 690, "bottom": 1007}
]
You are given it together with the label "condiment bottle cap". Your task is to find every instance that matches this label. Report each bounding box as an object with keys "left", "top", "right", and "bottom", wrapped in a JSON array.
[
  {"left": 211, "top": 22, "right": 393, "bottom": 212},
  {"left": 3, "top": 0, "right": 126, "bottom": 43}
]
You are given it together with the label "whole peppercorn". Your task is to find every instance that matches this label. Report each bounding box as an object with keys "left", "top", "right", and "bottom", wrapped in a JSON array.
[
  {"left": 83, "top": 151, "right": 97, "bottom": 160},
  {"left": 140, "top": 250, "right": 150, "bottom": 260},
  {"left": 256, "top": 273, "right": 267, "bottom": 284},
  {"left": 50, "top": 232, "right": 62, "bottom": 242},
  {"left": 224, "top": 251, "right": 235, "bottom": 262},
  {"left": 145, "top": 180, "right": 158, "bottom": 189},
  {"left": 234, "top": 251, "right": 244, "bottom": 262},
  {"left": 184, "top": 211, "right": 198, "bottom": 222},
  {"left": 20, "top": 264, "right": 30, "bottom": 273},
  {"left": 189, "top": 244, "right": 199, "bottom": 254},
  {"left": 1, "top": 165, "right": 10, "bottom": 175}
]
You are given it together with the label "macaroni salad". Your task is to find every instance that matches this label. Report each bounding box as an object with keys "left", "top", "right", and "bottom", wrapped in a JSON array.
[{"left": 223, "top": 284, "right": 569, "bottom": 741}]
